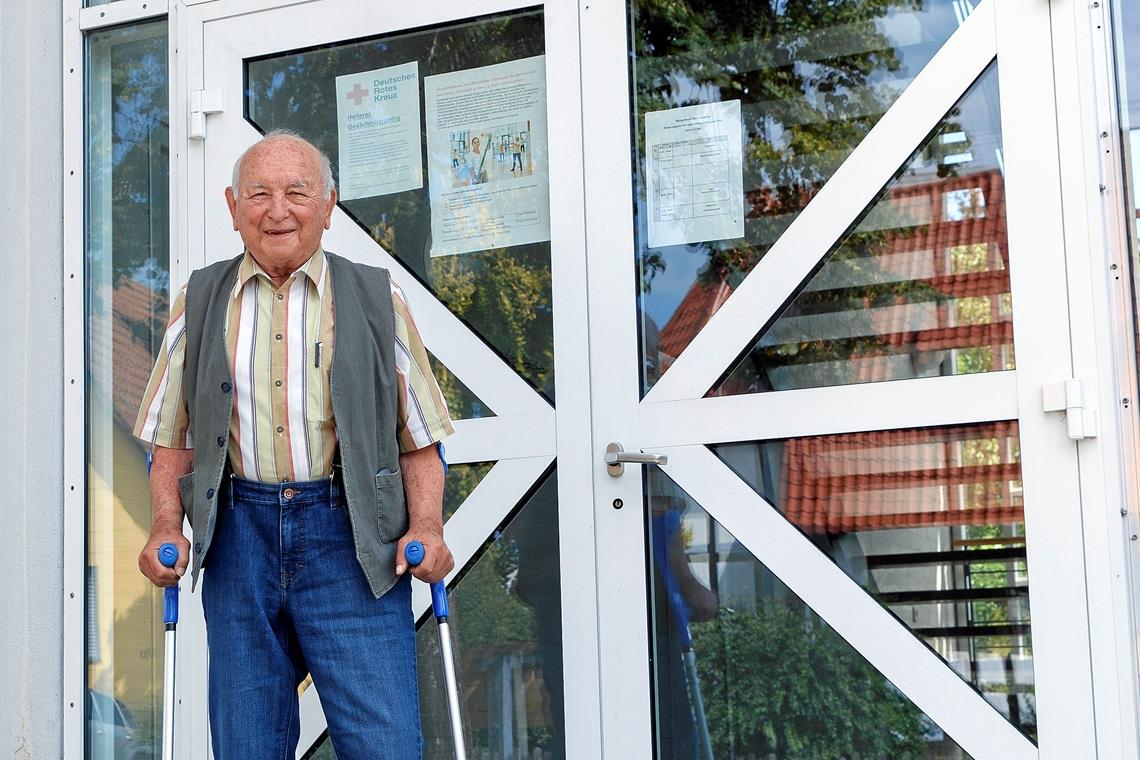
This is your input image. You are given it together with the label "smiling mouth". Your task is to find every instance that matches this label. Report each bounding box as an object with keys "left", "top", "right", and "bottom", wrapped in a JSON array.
[{"left": 265, "top": 229, "right": 295, "bottom": 237}]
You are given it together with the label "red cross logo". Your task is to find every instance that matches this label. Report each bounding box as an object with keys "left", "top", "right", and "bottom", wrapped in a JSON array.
[{"left": 346, "top": 82, "right": 369, "bottom": 106}]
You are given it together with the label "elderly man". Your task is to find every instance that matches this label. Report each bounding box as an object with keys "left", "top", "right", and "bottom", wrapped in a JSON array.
[{"left": 134, "top": 129, "right": 454, "bottom": 759}]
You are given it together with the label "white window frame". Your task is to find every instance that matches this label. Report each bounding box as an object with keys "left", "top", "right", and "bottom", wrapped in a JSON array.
[{"left": 64, "top": 2, "right": 183, "bottom": 758}]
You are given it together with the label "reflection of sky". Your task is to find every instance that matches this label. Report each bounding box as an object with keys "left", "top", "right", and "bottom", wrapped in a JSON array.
[
  {"left": 1118, "top": 4, "right": 1140, "bottom": 223},
  {"left": 110, "top": 51, "right": 166, "bottom": 167}
]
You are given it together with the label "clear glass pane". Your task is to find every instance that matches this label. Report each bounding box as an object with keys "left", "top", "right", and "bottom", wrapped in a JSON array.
[
  {"left": 85, "top": 19, "right": 169, "bottom": 760},
  {"left": 712, "top": 64, "right": 1010, "bottom": 395},
  {"left": 1109, "top": 3, "right": 1140, "bottom": 442},
  {"left": 711, "top": 420, "right": 1036, "bottom": 740},
  {"left": 632, "top": 0, "right": 979, "bottom": 394},
  {"left": 443, "top": 461, "right": 494, "bottom": 520},
  {"left": 245, "top": 10, "right": 554, "bottom": 400},
  {"left": 647, "top": 476, "right": 973, "bottom": 758},
  {"left": 307, "top": 470, "right": 563, "bottom": 759},
  {"left": 430, "top": 354, "right": 493, "bottom": 420}
]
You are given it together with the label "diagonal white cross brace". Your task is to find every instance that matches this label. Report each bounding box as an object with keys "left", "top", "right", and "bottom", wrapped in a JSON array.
[
  {"left": 660, "top": 443, "right": 1037, "bottom": 760},
  {"left": 322, "top": 208, "right": 554, "bottom": 418},
  {"left": 645, "top": 1, "right": 998, "bottom": 403}
]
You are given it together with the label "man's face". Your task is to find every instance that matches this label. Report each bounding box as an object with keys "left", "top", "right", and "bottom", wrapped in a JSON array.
[{"left": 225, "top": 140, "right": 336, "bottom": 269}]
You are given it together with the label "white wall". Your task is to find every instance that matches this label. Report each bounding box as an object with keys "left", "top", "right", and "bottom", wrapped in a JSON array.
[{"left": 0, "top": 0, "right": 66, "bottom": 756}]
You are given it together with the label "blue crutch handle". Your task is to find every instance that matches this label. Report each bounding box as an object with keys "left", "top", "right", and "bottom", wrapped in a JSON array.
[
  {"left": 405, "top": 540, "right": 450, "bottom": 620},
  {"left": 158, "top": 542, "right": 180, "bottom": 626}
]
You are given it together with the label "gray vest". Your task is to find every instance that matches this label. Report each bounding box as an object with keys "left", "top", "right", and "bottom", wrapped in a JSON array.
[{"left": 180, "top": 251, "right": 406, "bottom": 598}]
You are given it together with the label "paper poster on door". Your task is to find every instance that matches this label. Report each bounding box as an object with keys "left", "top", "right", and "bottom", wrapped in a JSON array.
[
  {"left": 645, "top": 100, "right": 745, "bottom": 248},
  {"left": 335, "top": 62, "right": 423, "bottom": 201},
  {"left": 424, "top": 55, "right": 550, "bottom": 257}
]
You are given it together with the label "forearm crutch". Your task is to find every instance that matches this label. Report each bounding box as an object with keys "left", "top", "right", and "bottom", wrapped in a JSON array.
[
  {"left": 158, "top": 542, "right": 180, "bottom": 760},
  {"left": 406, "top": 540, "right": 466, "bottom": 760}
]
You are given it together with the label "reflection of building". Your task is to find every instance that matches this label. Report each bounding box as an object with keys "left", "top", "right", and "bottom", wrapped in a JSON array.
[
  {"left": 660, "top": 169, "right": 1013, "bottom": 389},
  {"left": 664, "top": 168, "right": 1033, "bottom": 730},
  {"left": 86, "top": 278, "right": 169, "bottom": 753}
]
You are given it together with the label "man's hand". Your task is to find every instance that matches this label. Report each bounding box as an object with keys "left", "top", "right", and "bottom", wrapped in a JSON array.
[
  {"left": 139, "top": 446, "right": 194, "bottom": 588},
  {"left": 138, "top": 521, "right": 190, "bottom": 587},
  {"left": 395, "top": 442, "right": 450, "bottom": 583},
  {"left": 395, "top": 526, "right": 454, "bottom": 584}
]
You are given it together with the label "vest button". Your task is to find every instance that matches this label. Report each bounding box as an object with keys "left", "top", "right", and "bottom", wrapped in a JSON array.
[
  {"left": 217, "top": 436, "right": 225, "bottom": 447},
  {"left": 206, "top": 487, "right": 215, "bottom": 499},
  {"left": 221, "top": 382, "right": 232, "bottom": 392},
  {"left": 194, "top": 543, "right": 202, "bottom": 553}
]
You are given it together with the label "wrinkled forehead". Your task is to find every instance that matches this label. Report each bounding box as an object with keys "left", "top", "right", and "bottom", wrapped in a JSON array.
[{"left": 237, "top": 140, "right": 321, "bottom": 191}]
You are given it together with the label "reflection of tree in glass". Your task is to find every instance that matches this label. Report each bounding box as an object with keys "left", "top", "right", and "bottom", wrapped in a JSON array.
[
  {"left": 633, "top": 0, "right": 924, "bottom": 292},
  {"left": 416, "top": 472, "right": 564, "bottom": 759},
  {"left": 100, "top": 28, "right": 170, "bottom": 290},
  {"left": 428, "top": 353, "right": 492, "bottom": 421},
  {"left": 442, "top": 461, "right": 493, "bottom": 519},
  {"left": 691, "top": 605, "right": 931, "bottom": 759},
  {"left": 245, "top": 11, "right": 555, "bottom": 398}
]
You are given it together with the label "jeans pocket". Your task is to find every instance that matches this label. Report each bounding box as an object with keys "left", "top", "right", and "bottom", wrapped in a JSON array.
[
  {"left": 177, "top": 471, "right": 195, "bottom": 529},
  {"left": 374, "top": 468, "right": 408, "bottom": 543}
]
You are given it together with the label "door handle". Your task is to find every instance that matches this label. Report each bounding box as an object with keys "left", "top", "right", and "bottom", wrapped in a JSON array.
[{"left": 605, "top": 442, "right": 668, "bottom": 477}]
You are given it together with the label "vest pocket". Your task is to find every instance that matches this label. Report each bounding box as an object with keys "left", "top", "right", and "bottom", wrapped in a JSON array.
[
  {"left": 177, "top": 471, "right": 196, "bottom": 530},
  {"left": 375, "top": 468, "right": 408, "bottom": 543}
]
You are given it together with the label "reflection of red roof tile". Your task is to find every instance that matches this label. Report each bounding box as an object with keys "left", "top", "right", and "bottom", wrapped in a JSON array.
[
  {"left": 781, "top": 421, "right": 1023, "bottom": 533},
  {"left": 88, "top": 279, "right": 168, "bottom": 436},
  {"left": 663, "top": 170, "right": 1011, "bottom": 380},
  {"left": 658, "top": 278, "right": 734, "bottom": 362}
]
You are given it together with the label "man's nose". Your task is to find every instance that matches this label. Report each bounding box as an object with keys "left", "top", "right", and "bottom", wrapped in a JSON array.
[{"left": 267, "top": 193, "right": 290, "bottom": 220}]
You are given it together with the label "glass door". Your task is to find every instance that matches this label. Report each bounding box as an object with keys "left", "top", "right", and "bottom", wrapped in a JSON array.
[
  {"left": 584, "top": 0, "right": 1099, "bottom": 757},
  {"left": 181, "top": 1, "right": 596, "bottom": 757}
]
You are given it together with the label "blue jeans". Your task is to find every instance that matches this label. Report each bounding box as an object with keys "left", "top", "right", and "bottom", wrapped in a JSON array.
[{"left": 202, "top": 475, "right": 422, "bottom": 759}]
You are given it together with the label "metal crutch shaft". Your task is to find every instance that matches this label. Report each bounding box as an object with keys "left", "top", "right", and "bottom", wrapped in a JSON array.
[
  {"left": 406, "top": 540, "right": 467, "bottom": 760},
  {"left": 158, "top": 542, "right": 180, "bottom": 760}
]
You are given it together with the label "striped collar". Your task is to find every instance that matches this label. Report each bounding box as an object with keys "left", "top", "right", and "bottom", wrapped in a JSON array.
[{"left": 232, "top": 247, "right": 328, "bottom": 300}]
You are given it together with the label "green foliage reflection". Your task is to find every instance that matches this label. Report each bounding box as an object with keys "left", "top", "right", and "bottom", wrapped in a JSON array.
[{"left": 690, "top": 606, "right": 931, "bottom": 759}]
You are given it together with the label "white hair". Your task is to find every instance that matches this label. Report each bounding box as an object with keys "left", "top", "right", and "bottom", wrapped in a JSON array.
[{"left": 231, "top": 129, "right": 336, "bottom": 200}]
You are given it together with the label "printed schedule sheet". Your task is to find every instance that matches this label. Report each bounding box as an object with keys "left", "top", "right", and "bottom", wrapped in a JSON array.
[{"left": 645, "top": 100, "right": 744, "bottom": 248}]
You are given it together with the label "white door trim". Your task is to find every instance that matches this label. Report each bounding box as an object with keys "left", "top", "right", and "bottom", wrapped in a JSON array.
[
  {"left": 640, "top": 371, "right": 1019, "bottom": 448},
  {"left": 996, "top": 0, "right": 1098, "bottom": 754},
  {"left": 1047, "top": 0, "right": 1140, "bottom": 755}
]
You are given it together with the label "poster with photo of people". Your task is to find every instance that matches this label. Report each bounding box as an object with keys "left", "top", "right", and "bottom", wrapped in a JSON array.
[{"left": 425, "top": 56, "right": 549, "bottom": 256}]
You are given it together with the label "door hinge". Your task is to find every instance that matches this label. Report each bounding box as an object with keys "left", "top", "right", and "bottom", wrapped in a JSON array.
[
  {"left": 1043, "top": 379, "right": 1098, "bottom": 441},
  {"left": 189, "top": 89, "right": 224, "bottom": 141}
]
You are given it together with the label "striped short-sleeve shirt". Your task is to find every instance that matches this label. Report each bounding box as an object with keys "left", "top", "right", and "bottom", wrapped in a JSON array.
[{"left": 133, "top": 248, "right": 454, "bottom": 483}]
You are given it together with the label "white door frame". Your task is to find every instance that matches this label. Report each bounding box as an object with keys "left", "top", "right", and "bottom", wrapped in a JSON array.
[
  {"left": 179, "top": 0, "right": 598, "bottom": 756},
  {"left": 1048, "top": 0, "right": 1140, "bottom": 756},
  {"left": 176, "top": 0, "right": 1124, "bottom": 756},
  {"left": 583, "top": 0, "right": 1099, "bottom": 757}
]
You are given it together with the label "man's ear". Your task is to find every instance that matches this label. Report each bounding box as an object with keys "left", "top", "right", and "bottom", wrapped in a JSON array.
[
  {"left": 324, "top": 188, "right": 337, "bottom": 230},
  {"left": 225, "top": 186, "right": 239, "bottom": 231}
]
